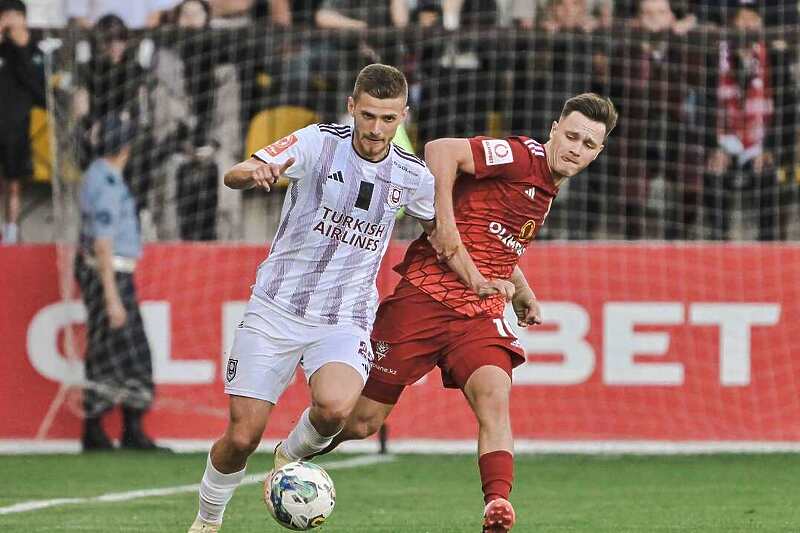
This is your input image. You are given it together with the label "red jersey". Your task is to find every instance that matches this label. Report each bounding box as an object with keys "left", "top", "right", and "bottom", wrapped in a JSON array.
[{"left": 394, "top": 136, "right": 558, "bottom": 317}]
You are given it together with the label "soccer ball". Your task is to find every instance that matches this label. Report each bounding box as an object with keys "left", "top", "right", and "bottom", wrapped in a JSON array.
[{"left": 265, "top": 461, "right": 336, "bottom": 530}]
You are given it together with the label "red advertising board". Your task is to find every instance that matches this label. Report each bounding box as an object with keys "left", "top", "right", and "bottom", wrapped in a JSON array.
[{"left": 2, "top": 243, "right": 799, "bottom": 443}]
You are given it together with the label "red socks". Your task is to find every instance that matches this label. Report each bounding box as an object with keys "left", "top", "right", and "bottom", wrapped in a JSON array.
[{"left": 478, "top": 450, "right": 514, "bottom": 504}]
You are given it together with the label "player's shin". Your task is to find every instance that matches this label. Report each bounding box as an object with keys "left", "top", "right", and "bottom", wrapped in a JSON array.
[
  {"left": 196, "top": 452, "right": 246, "bottom": 525},
  {"left": 478, "top": 450, "right": 514, "bottom": 504},
  {"left": 283, "top": 407, "right": 340, "bottom": 462}
]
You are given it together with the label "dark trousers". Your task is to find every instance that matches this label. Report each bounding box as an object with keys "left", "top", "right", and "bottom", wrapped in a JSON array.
[
  {"left": 75, "top": 255, "right": 154, "bottom": 418},
  {"left": 703, "top": 165, "right": 780, "bottom": 241}
]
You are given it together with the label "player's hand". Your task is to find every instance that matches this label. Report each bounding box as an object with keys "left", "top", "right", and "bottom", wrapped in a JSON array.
[
  {"left": 252, "top": 157, "right": 294, "bottom": 191},
  {"left": 512, "top": 288, "right": 542, "bottom": 327},
  {"left": 106, "top": 299, "right": 127, "bottom": 329},
  {"left": 428, "top": 222, "right": 462, "bottom": 262},
  {"left": 475, "top": 279, "right": 516, "bottom": 301}
]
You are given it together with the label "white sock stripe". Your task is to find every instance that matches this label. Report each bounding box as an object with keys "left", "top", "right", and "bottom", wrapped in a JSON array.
[{"left": 0, "top": 454, "right": 395, "bottom": 516}]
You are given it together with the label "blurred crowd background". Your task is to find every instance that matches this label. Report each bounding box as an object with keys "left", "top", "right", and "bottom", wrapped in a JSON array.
[{"left": 2, "top": 0, "right": 799, "bottom": 243}]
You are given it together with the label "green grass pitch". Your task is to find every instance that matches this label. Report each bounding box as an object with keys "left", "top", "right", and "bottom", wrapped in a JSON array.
[{"left": 2, "top": 452, "right": 800, "bottom": 532}]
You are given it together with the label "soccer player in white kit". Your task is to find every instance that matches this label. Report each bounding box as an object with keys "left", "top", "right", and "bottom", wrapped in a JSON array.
[{"left": 188, "top": 64, "right": 513, "bottom": 533}]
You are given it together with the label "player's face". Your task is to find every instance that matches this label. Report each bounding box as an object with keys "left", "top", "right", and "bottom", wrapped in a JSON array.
[
  {"left": 348, "top": 93, "right": 408, "bottom": 162},
  {"left": 547, "top": 111, "right": 605, "bottom": 178}
]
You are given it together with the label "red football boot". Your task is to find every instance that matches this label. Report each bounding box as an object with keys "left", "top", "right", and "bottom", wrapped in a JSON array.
[{"left": 482, "top": 497, "right": 516, "bottom": 532}]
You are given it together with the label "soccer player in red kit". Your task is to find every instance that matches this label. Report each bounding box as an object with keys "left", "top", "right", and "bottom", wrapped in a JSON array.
[{"left": 321, "top": 93, "right": 617, "bottom": 532}]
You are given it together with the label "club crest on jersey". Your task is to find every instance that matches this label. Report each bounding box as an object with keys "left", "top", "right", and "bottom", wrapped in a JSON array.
[
  {"left": 482, "top": 139, "right": 513, "bottom": 166},
  {"left": 226, "top": 358, "right": 238, "bottom": 382},
  {"left": 264, "top": 134, "right": 298, "bottom": 157},
  {"left": 374, "top": 340, "right": 391, "bottom": 361},
  {"left": 387, "top": 185, "right": 403, "bottom": 208},
  {"left": 519, "top": 220, "right": 536, "bottom": 241}
]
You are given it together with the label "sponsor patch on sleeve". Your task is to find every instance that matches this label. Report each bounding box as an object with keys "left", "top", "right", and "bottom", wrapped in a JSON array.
[
  {"left": 264, "top": 134, "right": 298, "bottom": 157},
  {"left": 482, "top": 139, "right": 513, "bottom": 166}
]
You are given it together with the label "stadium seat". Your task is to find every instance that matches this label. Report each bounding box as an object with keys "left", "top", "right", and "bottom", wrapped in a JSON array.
[
  {"left": 244, "top": 106, "right": 319, "bottom": 188},
  {"left": 29, "top": 106, "right": 51, "bottom": 182}
]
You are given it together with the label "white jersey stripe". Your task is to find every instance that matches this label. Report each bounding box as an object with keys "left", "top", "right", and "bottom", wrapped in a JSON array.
[
  {"left": 264, "top": 138, "right": 337, "bottom": 299},
  {"left": 288, "top": 152, "right": 366, "bottom": 317}
]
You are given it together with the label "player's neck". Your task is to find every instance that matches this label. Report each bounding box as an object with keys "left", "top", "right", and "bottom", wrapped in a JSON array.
[
  {"left": 351, "top": 138, "right": 391, "bottom": 163},
  {"left": 543, "top": 140, "right": 568, "bottom": 186}
]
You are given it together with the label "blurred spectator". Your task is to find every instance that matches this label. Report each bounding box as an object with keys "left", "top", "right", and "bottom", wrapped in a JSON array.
[
  {"left": 412, "top": 0, "right": 498, "bottom": 146},
  {"left": 692, "top": 0, "right": 798, "bottom": 28},
  {"left": 316, "top": 0, "right": 409, "bottom": 29},
  {"left": 67, "top": 0, "right": 180, "bottom": 29},
  {"left": 208, "top": 0, "right": 291, "bottom": 27},
  {"left": 74, "top": 15, "right": 147, "bottom": 126},
  {"left": 608, "top": 0, "right": 705, "bottom": 239},
  {"left": 509, "top": 0, "right": 612, "bottom": 29},
  {"left": 702, "top": 2, "right": 793, "bottom": 240},
  {"left": 283, "top": 0, "right": 324, "bottom": 26},
  {"left": 616, "top": 0, "right": 696, "bottom": 33},
  {"left": 0, "top": 0, "right": 44, "bottom": 244},
  {"left": 75, "top": 114, "right": 165, "bottom": 451},
  {"left": 152, "top": 0, "right": 220, "bottom": 240},
  {"left": 511, "top": 0, "right": 605, "bottom": 238}
]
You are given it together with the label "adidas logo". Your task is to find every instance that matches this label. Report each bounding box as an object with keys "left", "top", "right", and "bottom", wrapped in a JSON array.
[
  {"left": 327, "top": 170, "right": 344, "bottom": 183},
  {"left": 525, "top": 187, "right": 536, "bottom": 200}
]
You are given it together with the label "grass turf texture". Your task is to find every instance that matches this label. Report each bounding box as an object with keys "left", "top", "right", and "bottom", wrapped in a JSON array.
[{"left": 2, "top": 452, "right": 799, "bottom": 532}]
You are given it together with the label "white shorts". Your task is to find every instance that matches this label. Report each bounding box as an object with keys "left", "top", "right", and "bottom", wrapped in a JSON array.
[{"left": 224, "top": 294, "right": 372, "bottom": 404}]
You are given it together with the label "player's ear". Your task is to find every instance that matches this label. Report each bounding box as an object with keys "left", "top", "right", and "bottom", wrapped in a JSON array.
[
  {"left": 347, "top": 96, "right": 355, "bottom": 116},
  {"left": 401, "top": 105, "right": 409, "bottom": 122},
  {"left": 550, "top": 120, "right": 558, "bottom": 137},
  {"left": 593, "top": 144, "right": 604, "bottom": 159}
]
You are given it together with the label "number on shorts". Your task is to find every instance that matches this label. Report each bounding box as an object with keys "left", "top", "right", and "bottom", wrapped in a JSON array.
[{"left": 493, "top": 318, "right": 514, "bottom": 337}]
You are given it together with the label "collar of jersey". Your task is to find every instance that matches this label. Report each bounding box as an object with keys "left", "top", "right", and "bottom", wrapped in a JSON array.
[{"left": 351, "top": 139, "right": 392, "bottom": 164}]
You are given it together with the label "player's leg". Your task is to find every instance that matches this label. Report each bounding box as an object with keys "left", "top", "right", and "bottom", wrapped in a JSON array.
[
  {"left": 313, "top": 378, "right": 404, "bottom": 457},
  {"left": 191, "top": 303, "right": 301, "bottom": 532},
  {"left": 191, "top": 395, "right": 273, "bottom": 532},
  {"left": 446, "top": 338, "right": 519, "bottom": 532},
  {"left": 277, "top": 361, "right": 365, "bottom": 467},
  {"left": 463, "top": 363, "right": 516, "bottom": 532}
]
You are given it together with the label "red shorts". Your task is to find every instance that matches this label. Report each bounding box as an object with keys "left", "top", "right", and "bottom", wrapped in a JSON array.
[{"left": 364, "top": 279, "right": 525, "bottom": 405}]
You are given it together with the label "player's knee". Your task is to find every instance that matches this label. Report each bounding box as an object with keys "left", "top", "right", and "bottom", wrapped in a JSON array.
[
  {"left": 227, "top": 428, "right": 261, "bottom": 457},
  {"left": 472, "top": 388, "right": 510, "bottom": 424}
]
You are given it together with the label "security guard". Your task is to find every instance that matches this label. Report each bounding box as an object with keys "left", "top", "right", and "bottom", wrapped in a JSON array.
[{"left": 75, "top": 114, "right": 164, "bottom": 451}]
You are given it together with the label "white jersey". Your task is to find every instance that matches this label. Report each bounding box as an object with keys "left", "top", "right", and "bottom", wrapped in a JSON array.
[{"left": 251, "top": 123, "right": 435, "bottom": 331}]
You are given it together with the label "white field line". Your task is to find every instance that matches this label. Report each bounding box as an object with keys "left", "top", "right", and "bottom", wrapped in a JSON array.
[
  {"left": 0, "top": 454, "right": 395, "bottom": 516},
  {"left": 5, "top": 438, "right": 800, "bottom": 455}
]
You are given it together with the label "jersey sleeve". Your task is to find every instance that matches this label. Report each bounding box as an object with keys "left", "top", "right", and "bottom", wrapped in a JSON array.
[
  {"left": 404, "top": 168, "right": 436, "bottom": 221},
  {"left": 252, "top": 124, "right": 322, "bottom": 181},
  {"left": 468, "top": 136, "right": 533, "bottom": 181}
]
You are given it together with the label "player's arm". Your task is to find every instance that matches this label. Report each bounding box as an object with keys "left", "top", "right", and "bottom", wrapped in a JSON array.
[
  {"left": 418, "top": 219, "right": 514, "bottom": 299},
  {"left": 423, "top": 138, "right": 474, "bottom": 262},
  {"left": 223, "top": 157, "right": 295, "bottom": 191},
  {"left": 510, "top": 266, "right": 542, "bottom": 327}
]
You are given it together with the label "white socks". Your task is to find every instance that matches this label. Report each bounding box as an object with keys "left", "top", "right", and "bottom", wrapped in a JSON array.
[
  {"left": 284, "top": 408, "right": 339, "bottom": 461},
  {"left": 197, "top": 453, "right": 246, "bottom": 524}
]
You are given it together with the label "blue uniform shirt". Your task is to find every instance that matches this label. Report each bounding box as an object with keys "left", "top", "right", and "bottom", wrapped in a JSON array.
[{"left": 79, "top": 158, "right": 142, "bottom": 259}]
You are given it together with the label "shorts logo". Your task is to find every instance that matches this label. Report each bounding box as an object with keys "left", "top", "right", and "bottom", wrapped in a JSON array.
[
  {"left": 482, "top": 139, "right": 513, "bottom": 166},
  {"left": 374, "top": 340, "right": 391, "bottom": 361},
  {"left": 387, "top": 185, "right": 403, "bottom": 208},
  {"left": 226, "top": 358, "right": 238, "bottom": 382},
  {"left": 264, "top": 134, "right": 298, "bottom": 157}
]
